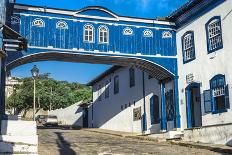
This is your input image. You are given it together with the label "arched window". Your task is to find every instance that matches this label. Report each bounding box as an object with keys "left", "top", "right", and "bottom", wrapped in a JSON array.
[
  {"left": 83, "top": 24, "right": 94, "bottom": 42},
  {"left": 204, "top": 74, "right": 229, "bottom": 114},
  {"left": 123, "top": 27, "right": 133, "bottom": 36},
  {"left": 162, "top": 31, "right": 172, "bottom": 38},
  {"left": 56, "top": 21, "right": 68, "bottom": 29},
  {"left": 181, "top": 31, "right": 195, "bottom": 63},
  {"left": 99, "top": 25, "right": 109, "bottom": 43},
  {"left": 205, "top": 16, "right": 223, "bottom": 53},
  {"left": 32, "top": 18, "right": 45, "bottom": 27},
  {"left": 143, "top": 29, "right": 153, "bottom": 37},
  {"left": 11, "top": 16, "right": 20, "bottom": 24}
]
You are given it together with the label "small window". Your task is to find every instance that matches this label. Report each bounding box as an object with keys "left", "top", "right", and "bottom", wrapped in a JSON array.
[
  {"left": 182, "top": 31, "right": 195, "bottom": 63},
  {"left": 143, "top": 29, "right": 153, "bottom": 37},
  {"left": 56, "top": 21, "right": 68, "bottom": 29},
  {"left": 123, "top": 27, "right": 133, "bottom": 35},
  {"left": 206, "top": 16, "right": 223, "bottom": 53},
  {"left": 129, "top": 68, "right": 135, "bottom": 87},
  {"left": 99, "top": 25, "right": 109, "bottom": 43},
  {"left": 11, "top": 16, "right": 20, "bottom": 24},
  {"left": 32, "top": 18, "right": 45, "bottom": 27},
  {"left": 162, "top": 31, "right": 172, "bottom": 38},
  {"left": 114, "top": 75, "right": 119, "bottom": 94},
  {"left": 98, "top": 84, "right": 102, "bottom": 101},
  {"left": 105, "top": 80, "right": 109, "bottom": 99},
  {"left": 84, "top": 24, "right": 94, "bottom": 42}
]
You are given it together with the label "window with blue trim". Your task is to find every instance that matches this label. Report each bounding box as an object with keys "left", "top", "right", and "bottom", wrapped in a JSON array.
[
  {"left": 181, "top": 31, "right": 195, "bottom": 63},
  {"left": 150, "top": 95, "right": 159, "bottom": 124},
  {"left": 205, "top": 16, "right": 223, "bottom": 53},
  {"left": 105, "top": 80, "right": 109, "bottom": 99},
  {"left": 204, "top": 74, "right": 230, "bottom": 113},
  {"left": 129, "top": 68, "right": 135, "bottom": 87},
  {"left": 114, "top": 75, "right": 119, "bottom": 94}
]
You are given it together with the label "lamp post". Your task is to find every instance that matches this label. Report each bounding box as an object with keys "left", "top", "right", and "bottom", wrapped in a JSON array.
[{"left": 31, "top": 65, "right": 39, "bottom": 121}]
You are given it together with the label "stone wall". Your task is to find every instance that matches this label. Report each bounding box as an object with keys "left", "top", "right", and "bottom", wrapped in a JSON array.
[{"left": 49, "top": 101, "right": 83, "bottom": 127}]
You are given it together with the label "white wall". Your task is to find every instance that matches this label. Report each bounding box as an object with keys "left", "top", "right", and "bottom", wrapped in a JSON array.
[
  {"left": 90, "top": 67, "right": 174, "bottom": 134},
  {"left": 49, "top": 101, "right": 83, "bottom": 127},
  {"left": 176, "top": 0, "right": 232, "bottom": 129}
]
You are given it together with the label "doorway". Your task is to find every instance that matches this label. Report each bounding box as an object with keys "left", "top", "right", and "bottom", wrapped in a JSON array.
[{"left": 186, "top": 83, "right": 202, "bottom": 128}]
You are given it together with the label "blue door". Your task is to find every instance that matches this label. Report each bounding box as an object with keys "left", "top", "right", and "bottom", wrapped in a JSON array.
[{"left": 186, "top": 83, "right": 202, "bottom": 128}]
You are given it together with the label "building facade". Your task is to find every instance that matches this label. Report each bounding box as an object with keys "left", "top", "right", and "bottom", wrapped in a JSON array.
[
  {"left": 88, "top": 66, "right": 175, "bottom": 134},
  {"left": 86, "top": 0, "right": 232, "bottom": 145}
]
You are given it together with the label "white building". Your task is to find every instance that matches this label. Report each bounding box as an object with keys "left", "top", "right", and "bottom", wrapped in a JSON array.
[
  {"left": 87, "top": 66, "right": 175, "bottom": 134},
  {"left": 171, "top": 0, "right": 232, "bottom": 145},
  {"left": 87, "top": 0, "right": 232, "bottom": 145}
]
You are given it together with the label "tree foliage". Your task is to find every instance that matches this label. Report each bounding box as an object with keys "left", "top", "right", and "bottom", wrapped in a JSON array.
[{"left": 7, "top": 74, "right": 92, "bottom": 112}]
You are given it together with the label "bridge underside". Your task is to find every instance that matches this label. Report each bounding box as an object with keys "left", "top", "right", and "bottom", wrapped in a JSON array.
[{"left": 6, "top": 52, "right": 174, "bottom": 81}]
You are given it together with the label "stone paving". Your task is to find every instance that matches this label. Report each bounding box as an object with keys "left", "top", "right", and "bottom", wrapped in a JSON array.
[{"left": 38, "top": 128, "right": 223, "bottom": 155}]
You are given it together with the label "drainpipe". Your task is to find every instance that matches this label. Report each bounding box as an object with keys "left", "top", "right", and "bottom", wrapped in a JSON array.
[
  {"left": 91, "top": 87, "right": 94, "bottom": 128},
  {"left": 142, "top": 72, "right": 147, "bottom": 132},
  {"left": 174, "top": 76, "right": 181, "bottom": 129}
]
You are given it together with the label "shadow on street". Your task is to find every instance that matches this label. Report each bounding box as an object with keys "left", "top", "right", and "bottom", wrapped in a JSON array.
[{"left": 55, "top": 132, "right": 76, "bottom": 155}]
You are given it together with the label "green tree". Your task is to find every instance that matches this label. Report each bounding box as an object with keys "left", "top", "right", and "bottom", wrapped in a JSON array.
[{"left": 7, "top": 74, "right": 92, "bottom": 113}]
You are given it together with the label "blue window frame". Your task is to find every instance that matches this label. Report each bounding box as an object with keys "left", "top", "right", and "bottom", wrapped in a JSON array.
[
  {"left": 150, "top": 95, "right": 159, "bottom": 124},
  {"left": 205, "top": 16, "right": 223, "bottom": 54},
  {"left": 204, "top": 74, "right": 230, "bottom": 114},
  {"left": 129, "top": 68, "right": 135, "bottom": 87},
  {"left": 181, "top": 31, "right": 195, "bottom": 63}
]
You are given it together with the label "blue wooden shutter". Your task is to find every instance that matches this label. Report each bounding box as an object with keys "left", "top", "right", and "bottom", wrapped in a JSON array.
[
  {"left": 150, "top": 96, "right": 154, "bottom": 125},
  {"left": 225, "top": 85, "right": 230, "bottom": 109},
  {"left": 204, "top": 89, "right": 212, "bottom": 113}
]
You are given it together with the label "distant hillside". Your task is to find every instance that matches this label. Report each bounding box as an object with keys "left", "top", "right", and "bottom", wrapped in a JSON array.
[{"left": 6, "top": 73, "right": 92, "bottom": 114}]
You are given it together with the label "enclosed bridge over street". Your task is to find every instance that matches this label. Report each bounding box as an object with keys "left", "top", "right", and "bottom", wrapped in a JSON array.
[{"left": 1, "top": 3, "right": 180, "bottom": 131}]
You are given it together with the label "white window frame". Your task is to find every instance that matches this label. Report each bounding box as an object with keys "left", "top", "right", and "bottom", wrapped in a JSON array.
[
  {"left": 83, "top": 24, "right": 94, "bottom": 43},
  {"left": 11, "top": 16, "right": 20, "bottom": 24},
  {"left": 183, "top": 34, "right": 194, "bottom": 61},
  {"left": 56, "top": 21, "right": 68, "bottom": 29},
  {"left": 98, "top": 25, "right": 109, "bottom": 44},
  {"left": 207, "top": 18, "right": 222, "bottom": 52},
  {"left": 143, "top": 29, "right": 153, "bottom": 37},
  {"left": 123, "top": 27, "right": 133, "bottom": 36},
  {"left": 32, "top": 18, "right": 45, "bottom": 27}
]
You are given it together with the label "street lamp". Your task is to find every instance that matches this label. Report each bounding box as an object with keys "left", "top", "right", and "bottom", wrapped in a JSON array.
[{"left": 31, "top": 65, "right": 39, "bottom": 121}]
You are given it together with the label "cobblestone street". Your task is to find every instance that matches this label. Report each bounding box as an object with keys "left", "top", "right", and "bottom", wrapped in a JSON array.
[{"left": 38, "top": 128, "right": 221, "bottom": 155}]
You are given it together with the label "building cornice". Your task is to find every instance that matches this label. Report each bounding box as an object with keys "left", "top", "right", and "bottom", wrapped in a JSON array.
[{"left": 14, "top": 4, "right": 175, "bottom": 26}]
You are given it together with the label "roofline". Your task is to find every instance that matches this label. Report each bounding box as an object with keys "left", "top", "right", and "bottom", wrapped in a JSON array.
[
  {"left": 87, "top": 66, "right": 122, "bottom": 86},
  {"left": 168, "top": 0, "right": 203, "bottom": 20},
  {"left": 13, "top": 4, "right": 175, "bottom": 26}
]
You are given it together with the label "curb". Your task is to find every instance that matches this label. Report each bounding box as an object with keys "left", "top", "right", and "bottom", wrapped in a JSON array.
[
  {"left": 168, "top": 141, "right": 232, "bottom": 154},
  {"left": 83, "top": 129, "right": 232, "bottom": 154}
]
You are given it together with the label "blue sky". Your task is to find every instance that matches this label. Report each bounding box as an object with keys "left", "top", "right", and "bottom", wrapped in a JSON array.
[{"left": 12, "top": 0, "right": 188, "bottom": 84}]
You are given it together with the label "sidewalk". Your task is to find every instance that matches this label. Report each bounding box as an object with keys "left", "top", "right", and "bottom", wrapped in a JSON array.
[{"left": 83, "top": 128, "right": 232, "bottom": 154}]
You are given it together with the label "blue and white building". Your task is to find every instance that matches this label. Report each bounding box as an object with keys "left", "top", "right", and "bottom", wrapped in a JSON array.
[
  {"left": 87, "top": 66, "right": 175, "bottom": 134},
  {"left": 0, "top": 0, "right": 232, "bottom": 146},
  {"left": 171, "top": 0, "right": 232, "bottom": 145}
]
